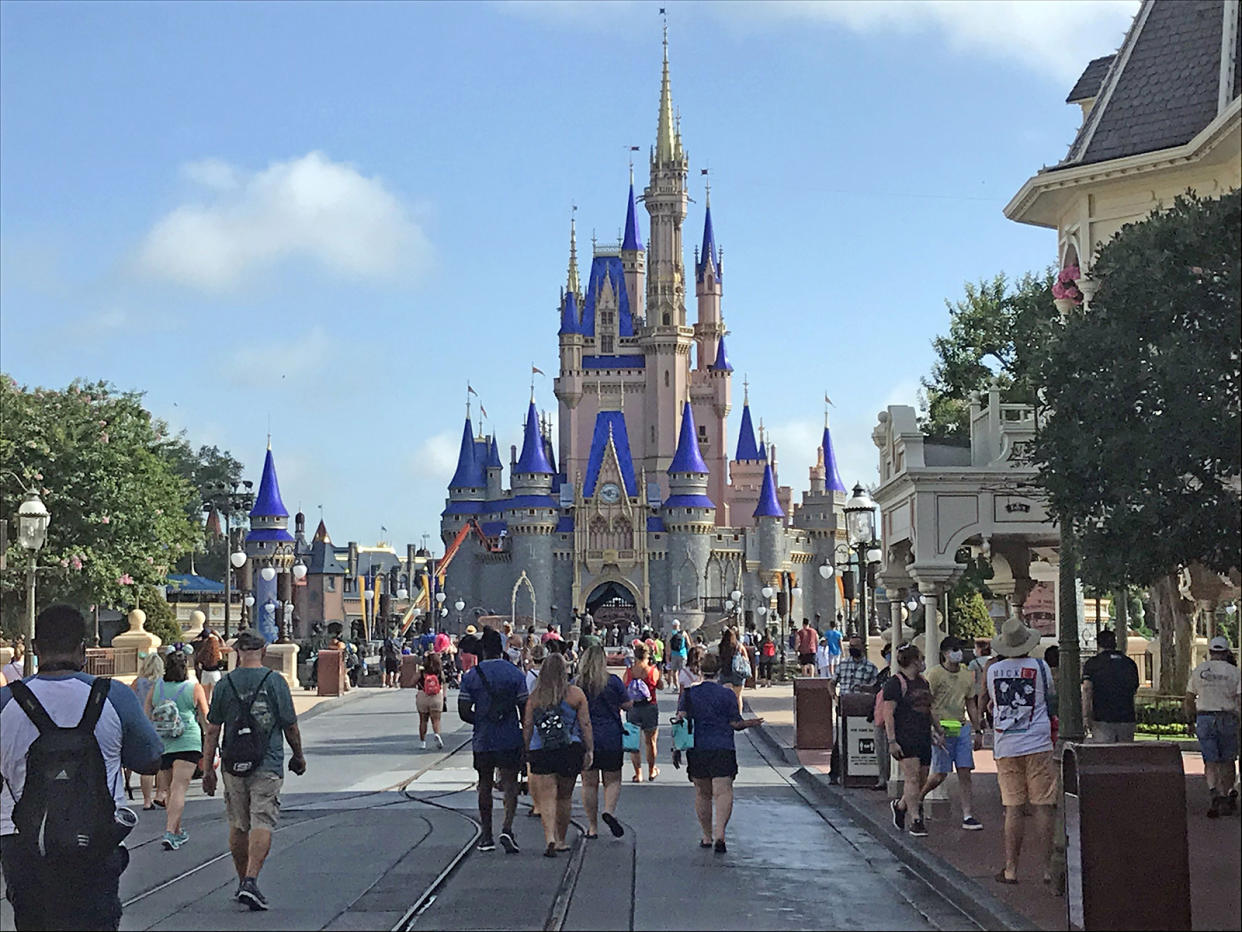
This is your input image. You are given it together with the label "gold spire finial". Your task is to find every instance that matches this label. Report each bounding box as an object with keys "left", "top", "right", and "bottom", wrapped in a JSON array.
[
  {"left": 567, "top": 205, "right": 580, "bottom": 296},
  {"left": 655, "top": 15, "right": 675, "bottom": 165}
]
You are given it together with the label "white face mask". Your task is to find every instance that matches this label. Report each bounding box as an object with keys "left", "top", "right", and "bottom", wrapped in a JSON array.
[{"left": 947, "top": 650, "right": 964, "bottom": 663}]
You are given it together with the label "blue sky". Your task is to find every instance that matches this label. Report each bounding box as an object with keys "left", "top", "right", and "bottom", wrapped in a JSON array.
[{"left": 0, "top": 0, "right": 1139, "bottom": 551}]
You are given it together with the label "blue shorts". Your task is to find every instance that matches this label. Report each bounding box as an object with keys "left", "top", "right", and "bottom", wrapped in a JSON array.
[
  {"left": 1197, "top": 712, "right": 1239, "bottom": 763},
  {"left": 931, "top": 723, "right": 975, "bottom": 774}
]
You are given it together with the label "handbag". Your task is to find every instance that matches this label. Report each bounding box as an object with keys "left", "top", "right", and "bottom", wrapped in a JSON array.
[
  {"left": 671, "top": 689, "right": 695, "bottom": 751},
  {"left": 622, "top": 720, "right": 641, "bottom": 752}
]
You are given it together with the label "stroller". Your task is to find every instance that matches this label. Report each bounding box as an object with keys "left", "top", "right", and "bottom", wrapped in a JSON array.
[{"left": 441, "top": 652, "right": 462, "bottom": 690}]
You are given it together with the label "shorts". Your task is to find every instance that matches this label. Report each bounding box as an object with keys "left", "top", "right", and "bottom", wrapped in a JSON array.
[
  {"left": 931, "top": 723, "right": 975, "bottom": 774},
  {"left": 223, "top": 771, "right": 283, "bottom": 832},
  {"left": 415, "top": 691, "right": 443, "bottom": 715},
  {"left": 666, "top": 654, "right": 685, "bottom": 673},
  {"left": 1088, "top": 721, "right": 1136, "bottom": 743},
  {"left": 384, "top": 659, "right": 401, "bottom": 674},
  {"left": 758, "top": 659, "right": 774, "bottom": 678},
  {"left": 200, "top": 669, "right": 223, "bottom": 686},
  {"left": 996, "top": 750, "right": 1057, "bottom": 807},
  {"left": 161, "top": 750, "right": 202, "bottom": 771},
  {"left": 628, "top": 702, "right": 659, "bottom": 732},
  {"left": 895, "top": 736, "right": 932, "bottom": 767},
  {"left": 473, "top": 748, "right": 523, "bottom": 774},
  {"left": 798, "top": 652, "right": 816, "bottom": 666},
  {"left": 686, "top": 748, "right": 738, "bottom": 780},
  {"left": 588, "top": 748, "right": 624, "bottom": 773},
  {"left": 2, "top": 835, "right": 128, "bottom": 931},
  {"left": 528, "top": 743, "right": 586, "bottom": 777},
  {"left": 1197, "top": 712, "right": 1239, "bottom": 763}
]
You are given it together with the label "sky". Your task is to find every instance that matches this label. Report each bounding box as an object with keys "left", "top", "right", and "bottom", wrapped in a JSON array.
[{"left": 0, "top": 0, "right": 1140, "bottom": 553}]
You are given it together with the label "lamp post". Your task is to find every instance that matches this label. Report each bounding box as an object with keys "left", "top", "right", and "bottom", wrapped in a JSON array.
[
  {"left": 761, "top": 584, "right": 777, "bottom": 676},
  {"left": 203, "top": 479, "right": 255, "bottom": 640},
  {"left": 285, "top": 560, "right": 307, "bottom": 642},
  {"left": 455, "top": 598, "right": 465, "bottom": 636},
  {"left": 17, "top": 491, "right": 50, "bottom": 676},
  {"left": 843, "top": 483, "right": 880, "bottom": 637},
  {"left": 435, "top": 591, "right": 446, "bottom": 631}
]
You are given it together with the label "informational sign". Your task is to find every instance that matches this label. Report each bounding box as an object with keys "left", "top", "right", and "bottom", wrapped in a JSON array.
[{"left": 846, "top": 715, "right": 877, "bottom": 775}]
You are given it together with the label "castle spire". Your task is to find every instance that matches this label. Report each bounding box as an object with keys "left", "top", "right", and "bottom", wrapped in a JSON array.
[
  {"left": 567, "top": 208, "right": 580, "bottom": 296},
  {"left": 448, "top": 415, "right": 484, "bottom": 489},
  {"left": 709, "top": 333, "right": 732, "bottom": 371},
  {"left": 515, "top": 400, "right": 554, "bottom": 475},
  {"left": 753, "top": 462, "right": 785, "bottom": 518},
  {"left": 822, "top": 421, "right": 847, "bottom": 493},
  {"left": 655, "top": 20, "right": 677, "bottom": 165},
  {"left": 622, "top": 178, "right": 643, "bottom": 252},
  {"left": 250, "top": 446, "right": 289, "bottom": 519},
  {"left": 735, "top": 394, "right": 760, "bottom": 461},
  {"left": 669, "top": 400, "right": 709, "bottom": 474}
]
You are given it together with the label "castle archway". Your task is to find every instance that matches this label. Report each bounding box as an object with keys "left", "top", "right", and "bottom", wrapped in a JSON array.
[{"left": 585, "top": 579, "right": 639, "bottom": 628}]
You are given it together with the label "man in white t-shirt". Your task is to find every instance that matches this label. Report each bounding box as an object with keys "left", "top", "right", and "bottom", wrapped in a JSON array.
[
  {"left": 986, "top": 616, "right": 1056, "bottom": 886},
  {"left": 1186, "top": 636, "right": 1241, "bottom": 817}
]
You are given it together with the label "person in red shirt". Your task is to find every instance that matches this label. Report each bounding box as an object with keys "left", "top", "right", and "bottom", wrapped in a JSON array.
[{"left": 795, "top": 618, "right": 820, "bottom": 677}]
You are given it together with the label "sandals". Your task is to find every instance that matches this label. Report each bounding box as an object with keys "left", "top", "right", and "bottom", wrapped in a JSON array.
[
  {"left": 994, "top": 870, "right": 1018, "bottom": 885},
  {"left": 631, "top": 774, "right": 643, "bottom": 783},
  {"left": 585, "top": 833, "right": 599, "bottom": 840},
  {"left": 648, "top": 767, "right": 660, "bottom": 781},
  {"left": 699, "top": 839, "right": 713, "bottom": 848},
  {"left": 601, "top": 812, "right": 624, "bottom": 838},
  {"left": 544, "top": 843, "right": 558, "bottom": 858}
]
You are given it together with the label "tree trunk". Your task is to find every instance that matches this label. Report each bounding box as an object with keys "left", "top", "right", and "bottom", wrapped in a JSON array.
[{"left": 1152, "top": 571, "right": 1195, "bottom": 695}]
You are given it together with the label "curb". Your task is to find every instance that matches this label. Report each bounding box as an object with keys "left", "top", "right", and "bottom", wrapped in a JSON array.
[{"left": 750, "top": 715, "right": 1040, "bottom": 932}]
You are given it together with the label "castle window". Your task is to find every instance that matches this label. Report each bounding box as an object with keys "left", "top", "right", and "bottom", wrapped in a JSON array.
[
  {"left": 326, "top": 577, "right": 336, "bottom": 592},
  {"left": 650, "top": 425, "right": 656, "bottom": 443},
  {"left": 664, "top": 370, "right": 669, "bottom": 388},
  {"left": 601, "top": 335, "right": 614, "bottom": 353},
  {"left": 698, "top": 425, "right": 708, "bottom": 442},
  {"left": 663, "top": 313, "right": 670, "bottom": 325}
]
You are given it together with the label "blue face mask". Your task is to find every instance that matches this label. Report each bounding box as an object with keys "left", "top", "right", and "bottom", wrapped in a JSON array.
[{"left": 947, "top": 650, "right": 964, "bottom": 663}]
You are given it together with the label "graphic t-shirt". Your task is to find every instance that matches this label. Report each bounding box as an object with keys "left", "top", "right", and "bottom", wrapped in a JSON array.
[
  {"left": 460, "top": 658, "right": 529, "bottom": 752},
  {"left": 926, "top": 664, "right": 974, "bottom": 724},
  {"left": 208, "top": 667, "right": 297, "bottom": 775},
  {"left": 1081, "top": 651, "right": 1140, "bottom": 722},
  {"left": 580, "top": 674, "right": 628, "bottom": 752},
  {"left": 882, "top": 672, "right": 933, "bottom": 750},
  {"left": 986, "top": 658, "right": 1053, "bottom": 759},
  {"left": 678, "top": 682, "right": 741, "bottom": 751},
  {"left": 824, "top": 629, "right": 843, "bottom": 657},
  {"left": 1187, "top": 660, "right": 1241, "bottom": 713}
]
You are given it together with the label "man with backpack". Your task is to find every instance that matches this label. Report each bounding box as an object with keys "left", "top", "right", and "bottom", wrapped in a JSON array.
[
  {"left": 201, "top": 629, "right": 305, "bottom": 911},
  {"left": 666, "top": 621, "right": 688, "bottom": 679},
  {"left": 1, "top": 604, "right": 163, "bottom": 931},
  {"left": 381, "top": 626, "right": 403, "bottom": 688}
]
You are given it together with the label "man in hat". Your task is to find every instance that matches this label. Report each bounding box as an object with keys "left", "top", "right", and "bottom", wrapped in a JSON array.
[
  {"left": 1185, "top": 635, "right": 1240, "bottom": 817},
  {"left": 458, "top": 625, "right": 481, "bottom": 675},
  {"left": 202, "top": 629, "right": 305, "bottom": 911},
  {"left": 985, "top": 615, "right": 1056, "bottom": 885}
]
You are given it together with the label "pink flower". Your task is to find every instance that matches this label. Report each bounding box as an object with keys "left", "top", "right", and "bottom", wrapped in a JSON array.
[
  {"left": 60, "top": 558, "right": 70, "bottom": 568},
  {"left": 71, "top": 556, "right": 83, "bottom": 571},
  {"left": 34, "top": 472, "right": 43, "bottom": 481},
  {"left": 117, "top": 573, "right": 134, "bottom": 585},
  {"left": 100, "top": 515, "right": 110, "bottom": 524},
  {"left": 147, "top": 556, "right": 154, "bottom": 564},
  {"left": 100, "top": 432, "right": 109, "bottom": 443}
]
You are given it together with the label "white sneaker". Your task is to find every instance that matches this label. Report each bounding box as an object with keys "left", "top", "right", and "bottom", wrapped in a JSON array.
[
  {"left": 420, "top": 740, "right": 426, "bottom": 750},
  {"left": 434, "top": 734, "right": 443, "bottom": 749}
]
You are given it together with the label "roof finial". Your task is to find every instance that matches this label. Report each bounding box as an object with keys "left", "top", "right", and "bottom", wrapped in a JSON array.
[
  {"left": 567, "top": 205, "right": 580, "bottom": 296},
  {"left": 703, "top": 167, "right": 711, "bottom": 207},
  {"left": 743, "top": 374, "right": 749, "bottom": 405},
  {"left": 824, "top": 391, "right": 834, "bottom": 428},
  {"left": 655, "top": 10, "right": 675, "bottom": 165}
]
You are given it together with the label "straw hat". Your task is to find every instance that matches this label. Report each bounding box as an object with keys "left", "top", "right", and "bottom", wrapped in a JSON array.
[{"left": 991, "top": 614, "right": 1041, "bottom": 658}]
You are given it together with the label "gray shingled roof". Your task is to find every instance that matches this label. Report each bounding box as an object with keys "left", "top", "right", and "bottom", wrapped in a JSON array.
[
  {"left": 1066, "top": 55, "right": 1116, "bottom": 103},
  {"left": 1058, "top": 0, "right": 1232, "bottom": 169}
]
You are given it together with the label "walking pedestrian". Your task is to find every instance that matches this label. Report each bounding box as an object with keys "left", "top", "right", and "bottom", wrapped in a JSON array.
[
  {"left": 678, "top": 646, "right": 705, "bottom": 695},
  {"left": 575, "top": 644, "right": 631, "bottom": 839},
  {"left": 130, "top": 650, "right": 165, "bottom": 809},
  {"left": 871, "top": 642, "right": 892, "bottom": 791},
  {"left": 1, "top": 604, "right": 163, "bottom": 931},
  {"left": 717, "top": 628, "right": 750, "bottom": 712},
  {"left": 381, "top": 626, "right": 403, "bottom": 688},
  {"left": 415, "top": 652, "right": 445, "bottom": 750},
  {"left": 1082, "top": 628, "right": 1139, "bottom": 743},
  {"left": 524, "top": 653, "right": 593, "bottom": 857},
  {"left": 1, "top": 641, "right": 27, "bottom": 683},
  {"left": 795, "top": 618, "right": 819, "bottom": 677},
  {"left": 459, "top": 626, "right": 528, "bottom": 853},
  {"left": 623, "top": 643, "right": 662, "bottom": 782},
  {"left": 918, "top": 637, "right": 983, "bottom": 830},
  {"left": 1185, "top": 635, "right": 1240, "bottom": 817},
  {"left": 985, "top": 616, "right": 1056, "bottom": 885},
  {"left": 201, "top": 629, "right": 306, "bottom": 911},
  {"left": 194, "top": 627, "right": 226, "bottom": 705},
  {"left": 673, "top": 652, "right": 763, "bottom": 853},
  {"left": 144, "top": 647, "right": 209, "bottom": 850},
  {"left": 665, "top": 621, "right": 688, "bottom": 681},
  {"left": 458, "top": 625, "right": 481, "bottom": 675},
  {"left": 884, "top": 644, "right": 935, "bottom": 838},
  {"left": 758, "top": 628, "right": 776, "bottom": 687},
  {"left": 822, "top": 615, "right": 843, "bottom": 681},
  {"left": 827, "top": 633, "right": 879, "bottom": 784},
  {"left": 968, "top": 638, "right": 994, "bottom": 741}
]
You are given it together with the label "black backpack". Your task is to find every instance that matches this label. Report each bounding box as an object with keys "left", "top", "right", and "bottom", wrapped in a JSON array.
[
  {"left": 8, "top": 678, "right": 119, "bottom": 859},
  {"left": 670, "top": 631, "right": 685, "bottom": 653},
  {"left": 222, "top": 670, "right": 274, "bottom": 777},
  {"left": 533, "top": 704, "right": 573, "bottom": 750}
]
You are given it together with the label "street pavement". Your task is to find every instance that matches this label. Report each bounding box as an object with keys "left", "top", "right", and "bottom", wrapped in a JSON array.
[{"left": 2, "top": 684, "right": 983, "bottom": 931}]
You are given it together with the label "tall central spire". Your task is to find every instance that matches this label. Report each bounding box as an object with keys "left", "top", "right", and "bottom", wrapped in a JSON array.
[
  {"left": 656, "top": 21, "right": 676, "bottom": 165},
  {"left": 566, "top": 210, "right": 580, "bottom": 296}
]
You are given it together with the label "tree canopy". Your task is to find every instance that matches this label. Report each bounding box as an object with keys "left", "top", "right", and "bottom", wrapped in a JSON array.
[{"left": 1034, "top": 190, "right": 1241, "bottom": 588}]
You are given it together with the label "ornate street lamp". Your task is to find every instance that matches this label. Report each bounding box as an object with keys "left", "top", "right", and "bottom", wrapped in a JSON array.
[
  {"left": 202, "top": 479, "right": 254, "bottom": 639},
  {"left": 17, "top": 491, "right": 50, "bottom": 676},
  {"left": 843, "top": 483, "right": 881, "bottom": 636},
  {"left": 455, "top": 598, "right": 465, "bottom": 635}
]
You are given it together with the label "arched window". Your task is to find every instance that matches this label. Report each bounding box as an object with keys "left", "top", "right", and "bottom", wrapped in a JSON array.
[{"left": 664, "top": 370, "right": 670, "bottom": 388}]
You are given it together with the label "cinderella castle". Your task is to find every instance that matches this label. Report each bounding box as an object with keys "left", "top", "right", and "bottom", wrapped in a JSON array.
[{"left": 439, "top": 33, "right": 850, "bottom": 636}]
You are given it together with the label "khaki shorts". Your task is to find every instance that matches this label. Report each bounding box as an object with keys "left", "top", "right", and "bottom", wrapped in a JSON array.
[
  {"left": 415, "top": 690, "right": 443, "bottom": 715},
  {"left": 996, "top": 750, "right": 1057, "bottom": 807},
  {"left": 223, "top": 771, "right": 283, "bottom": 832}
]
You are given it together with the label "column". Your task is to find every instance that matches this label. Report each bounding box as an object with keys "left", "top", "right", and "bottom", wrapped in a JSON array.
[
  {"left": 921, "top": 588, "right": 951, "bottom": 819},
  {"left": 887, "top": 598, "right": 904, "bottom": 798}
]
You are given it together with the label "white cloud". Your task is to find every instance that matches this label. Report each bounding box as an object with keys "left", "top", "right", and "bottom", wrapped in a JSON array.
[
  {"left": 736, "top": 0, "right": 1140, "bottom": 84},
  {"left": 137, "top": 151, "right": 431, "bottom": 291},
  {"left": 411, "top": 430, "right": 463, "bottom": 482}
]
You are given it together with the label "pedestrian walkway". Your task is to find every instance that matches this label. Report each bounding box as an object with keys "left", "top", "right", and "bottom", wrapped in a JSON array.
[{"left": 744, "top": 682, "right": 1241, "bottom": 932}]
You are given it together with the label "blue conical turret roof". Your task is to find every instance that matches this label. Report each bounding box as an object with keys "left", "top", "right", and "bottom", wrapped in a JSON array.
[
  {"left": 823, "top": 426, "right": 847, "bottom": 493},
  {"left": 622, "top": 180, "right": 643, "bottom": 252},
  {"left": 487, "top": 436, "right": 503, "bottom": 470},
  {"left": 753, "top": 462, "right": 784, "bottom": 518},
  {"left": 250, "top": 447, "right": 289, "bottom": 518},
  {"left": 668, "top": 401, "right": 709, "bottom": 474},
  {"left": 559, "top": 289, "right": 579, "bottom": 336},
  {"left": 696, "top": 203, "right": 719, "bottom": 282},
  {"left": 710, "top": 333, "right": 733, "bottom": 371},
  {"left": 515, "top": 401, "right": 554, "bottom": 474},
  {"left": 757, "top": 438, "right": 767, "bottom": 461},
  {"left": 449, "top": 417, "right": 485, "bottom": 488},
  {"left": 735, "top": 401, "right": 760, "bottom": 461}
]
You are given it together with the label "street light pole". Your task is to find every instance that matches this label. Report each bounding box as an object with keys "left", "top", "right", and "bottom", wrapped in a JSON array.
[{"left": 17, "top": 490, "right": 51, "bottom": 676}]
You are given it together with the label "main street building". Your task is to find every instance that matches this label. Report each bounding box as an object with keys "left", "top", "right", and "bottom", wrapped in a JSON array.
[{"left": 439, "top": 35, "right": 852, "bottom": 635}]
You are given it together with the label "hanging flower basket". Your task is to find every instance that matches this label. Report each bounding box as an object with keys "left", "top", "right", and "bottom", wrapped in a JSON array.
[{"left": 1052, "top": 265, "right": 1083, "bottom": 307}]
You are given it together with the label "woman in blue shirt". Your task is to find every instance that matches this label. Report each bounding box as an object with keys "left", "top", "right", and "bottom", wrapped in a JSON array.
[
  {"left": 673, "top": 653, "right": 764, "bottom": 853},
  {"left": 574, "top": 644, "right": 632, "bottom": 839}
]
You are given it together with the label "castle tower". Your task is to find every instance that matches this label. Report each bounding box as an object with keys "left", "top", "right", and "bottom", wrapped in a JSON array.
[
  {"left": 621, "top": 172, "right": 646, "bottom": 326},
  {"left": 246, "top": 443, "right": 296, "bottom": 642},
  {"left": 792, "top": 416, "right": 849, "bottom": 625},
  {"left": 506, "top": 398, "right": 558, "bottom": 625},
  {"left": 725, "top": 384, "right": 768, "bottom": 520},
  {"left": 442, "top": 413, "right": 486, "bottom": 537},
  {"left": 691, "top": 183, "right": 732, "bottom": 527},
  {"left": 693, "top": 183, "right": 722, "bottom": 367},
  {"left": 664, "top": 400, "right": 714, "bottom": 624},
  {"left": 753, "top": 461, "right": 788, "bottom": 584},
  {"left": 485, "top": 434, "right": 505, "bottom": 502}
]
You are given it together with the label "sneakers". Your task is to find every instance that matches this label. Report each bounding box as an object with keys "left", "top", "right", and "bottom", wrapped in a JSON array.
[
  {"left": 962, "top": 817, "right": 984, "bottom": 831},
  {"left": 909, "top": 819, "right": 929, "bottom": 837},
  {"left": 499, "top": 832, "right": 519, "bottom": 854},
  {"left": 238, "top": 878, "right": 269, "bottom": 911},
  {"left": 891, "top": 799, "right": 906, "bottom": 832},
  {"left": 161, "top": 832, "right": 177, "bottom": 850},
  {"left": 434, "top": 733, "right": 444, "bottom": 749},
  {"left": 477, "top": 837, "right": 497, "bottom": 852},
  {"left": 1207, "top": 796, "right": 1223, "bottom": 819},
  {"left": 420, "top": 740, "right": 427, "bottom": 750}
]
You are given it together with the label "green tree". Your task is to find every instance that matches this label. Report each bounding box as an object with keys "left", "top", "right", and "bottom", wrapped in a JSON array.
[
  {"left": 138, "top": 586, "right": 185, "bottom": 646},
  {"left": 165, "top": 440, "right": 245, "bottom": 581},
  {"left": 0, "top": 377, "right": 200, "bottom": 627},
  {"left": 920, "top": 270, "right": 1056, "bottom": 440},
  {"left": 949, "top": 589, "right": 995, "bottom": 641}
]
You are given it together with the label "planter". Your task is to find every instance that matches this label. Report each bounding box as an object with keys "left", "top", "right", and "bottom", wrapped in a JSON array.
[{"left": 1053, "top": 297, "right": 1078, "bottom": 315}]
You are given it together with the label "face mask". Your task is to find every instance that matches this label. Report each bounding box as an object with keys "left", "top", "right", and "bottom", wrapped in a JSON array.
[
  {"left": 916, "top": 661, "right": 926, "bottom": 673},
  {"left": 947, "top": 650, "right": 964, "bottom": 663},
  {"left": 848, "top": 647, "right": 863, "bottom": 659}
]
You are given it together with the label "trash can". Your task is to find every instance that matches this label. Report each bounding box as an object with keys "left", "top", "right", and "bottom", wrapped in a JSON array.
[
  {"left": 793, "top": 677, "right": 834, "bottom": 749},
  {"left": 839, "top": 691, "right": 877, "bottom": 787},
  {"left": 316, "top": 649, "right": 346, "bottom": 697},
  {"left": 1063, "top": 742, "right": 1190, "bottom": 931},
  {"left": 399, "top": 654, "right": 421, "bottom": 688}
]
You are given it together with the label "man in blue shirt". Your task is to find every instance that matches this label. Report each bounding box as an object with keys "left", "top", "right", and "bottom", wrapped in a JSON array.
[{"left": 459, "top": 627, "right": 529, "bottom": 854}]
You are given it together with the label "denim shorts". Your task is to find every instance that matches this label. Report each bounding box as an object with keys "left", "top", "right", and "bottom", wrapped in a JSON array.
[
  {"left": 931, "top": 722, "right": 975, "bottom": 774},
  {"left": 1197, "top": 712, "right": 1239, "bottom": 763}
]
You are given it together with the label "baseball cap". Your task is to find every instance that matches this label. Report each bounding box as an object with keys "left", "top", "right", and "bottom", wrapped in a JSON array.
[
  {"left": 465, "top": 624, "right": 477, "bottom": 635},
  {"left": 1209, "top": 635, "right": 1232, "bottom": 652},
  {"left": 233, "top": 628, "right": 267, "bottom": 650}
]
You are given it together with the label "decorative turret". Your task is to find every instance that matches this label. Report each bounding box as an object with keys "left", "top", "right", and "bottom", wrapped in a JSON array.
[
  {"left": 559, "top": 289, "right": 580, "bottom": 336},
  {"left": 693, "top": 179, "right": 723, "bottom": 371},
  {"left": 735, "top": 394, "right": 760, "bottom": 461},
  {"left": 448, "top": 416, "right": 486, "bottom": 490},
  {"left": 247, "top": 442, "right": 295, "bottom": 644},
  {"left": 822, "top": 420, "right": 847, "bottom": 494},
  {"left": 514, "top": 399, "right": 554, "bottom": 477},
  {"left": 664, "top": 400, "right": 713, "bottom": 626},
  {"left": 621, "top": 172, "right": 646, "bottom": 325},
  {"left": 507, "top": 399, "right": 558, "bottom": 626},
  {"left": 485, "top": 435, "right": 504, "bottom": 501},
  {"left": 709, "top": 333, "right": 732, "bottom": 372},
  {"left": 753, "top": 462, "right": 784, "bottom": 519},
  {"left": 567, "top": 212, "right": 581, "bottom": 299},
  {"left": 313, "top": 519, "right": 331, "bottom": 544}
]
